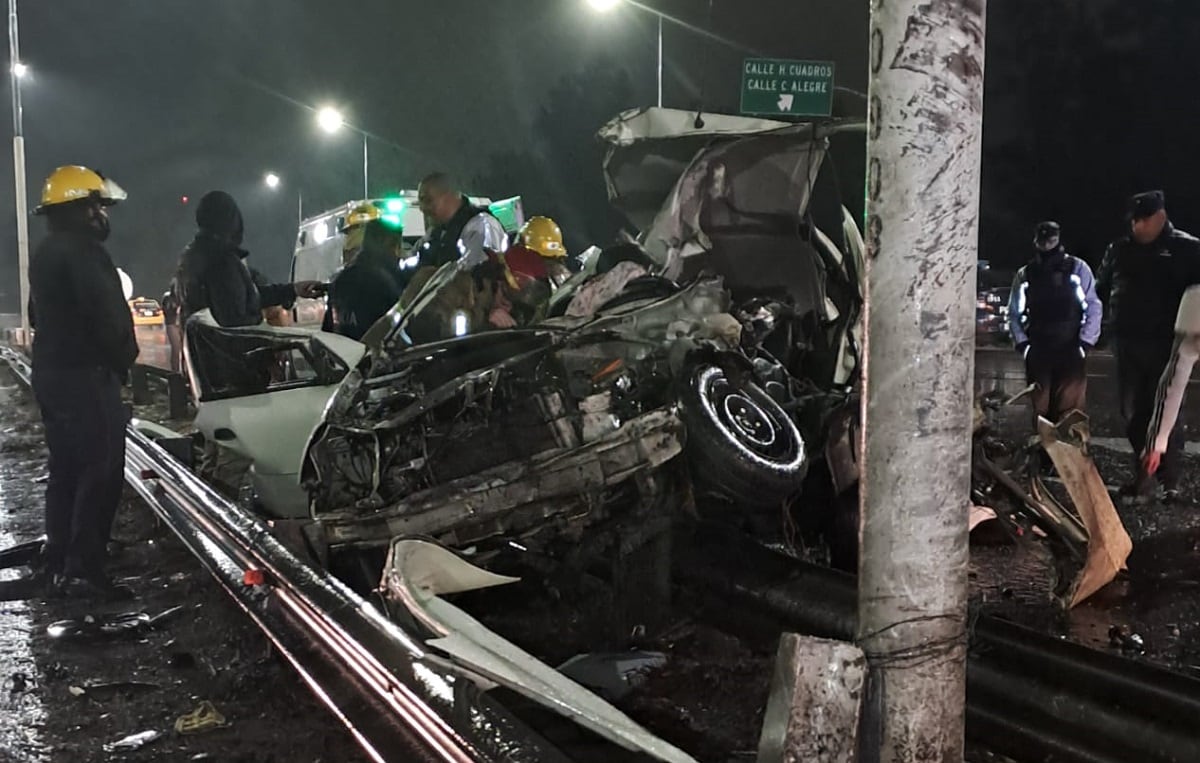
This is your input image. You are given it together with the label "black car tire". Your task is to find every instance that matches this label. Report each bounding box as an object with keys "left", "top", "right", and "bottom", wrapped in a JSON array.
[{"left": 679, "top": 363, "right": 808, "bottom": 506}]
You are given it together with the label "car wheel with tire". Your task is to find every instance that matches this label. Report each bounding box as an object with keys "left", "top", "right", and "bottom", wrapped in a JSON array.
[{"left": 679, "top": 363, "right": 808, "bottom": 507}]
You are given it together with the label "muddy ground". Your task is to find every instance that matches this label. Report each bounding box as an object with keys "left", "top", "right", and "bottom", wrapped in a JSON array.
[{"left": 0, "top": 374, "right": 363, "bottom": 763}]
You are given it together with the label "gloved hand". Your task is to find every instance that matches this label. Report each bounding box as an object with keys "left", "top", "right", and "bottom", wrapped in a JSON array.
[
  {"left": 488, "top": 307, "right": 517, "bottom": 329},
  {"left": 1142, "top": 449, "right": 1163, "bottom": 476},
  {"left": 293, "top": 281, "right": 326, "bottom": 299}
]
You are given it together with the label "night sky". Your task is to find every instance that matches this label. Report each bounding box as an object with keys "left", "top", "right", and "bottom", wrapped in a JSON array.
[{"left": 0, "top": 1, "right": 1194, "bottom": 308}]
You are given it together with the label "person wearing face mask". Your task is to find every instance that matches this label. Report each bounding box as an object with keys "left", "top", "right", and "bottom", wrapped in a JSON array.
[
  {"left": 176, "top": 190, "right": 322, "bottom": 328},
  {"left": 28, "top": 165, "right": 138, "bottom": 599},
  {"left": 1097, "top": 191, "right": 1200, "bottom": 499},
  {"left": 1007, "top": 221, "right": 1102, "bottom": 426}
]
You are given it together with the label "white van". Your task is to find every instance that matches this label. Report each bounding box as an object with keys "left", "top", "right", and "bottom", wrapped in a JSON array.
[{"left": 290, "top": 193, "right": 524, "bottom": 326}]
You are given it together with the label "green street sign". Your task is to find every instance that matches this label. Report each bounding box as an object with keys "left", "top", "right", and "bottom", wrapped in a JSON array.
[{"left": 740, "top": 58, "right": 835, "bottom": 118}]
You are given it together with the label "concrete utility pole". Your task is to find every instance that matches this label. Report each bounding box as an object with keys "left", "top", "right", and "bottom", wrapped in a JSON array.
[{"left": 857, "top": 0, "right": 986, "bottom": 761}]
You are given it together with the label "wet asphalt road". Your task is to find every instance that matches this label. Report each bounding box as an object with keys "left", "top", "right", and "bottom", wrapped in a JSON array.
[
  {"left": 975, "top": 343, "right": 1200, "bottom": 445},
  {"left": 133, "top": 325, "right": 171, "bottom": 371},
  {"left": 975, "top": 343, "right": 1200, "bottom": 675}
]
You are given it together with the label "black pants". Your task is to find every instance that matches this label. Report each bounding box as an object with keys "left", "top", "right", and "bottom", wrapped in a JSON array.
[
  {"left": 1025, "top": 343, "right": 1087, "bottom": 424},
  {"left": 1118, "top": 342, "right": 1183, "bottom": 489},
  {"left": 32, "top": 365, "right": 127, "bottom": 578}
]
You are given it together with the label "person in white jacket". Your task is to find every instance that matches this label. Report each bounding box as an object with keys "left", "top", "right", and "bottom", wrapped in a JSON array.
[{"left": 1142, "top": 284, "right": 1200, "bottom": 496}]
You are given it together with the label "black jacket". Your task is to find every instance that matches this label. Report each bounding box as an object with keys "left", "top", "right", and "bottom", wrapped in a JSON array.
[
  {"left": 176, "top": 191, "right": 294, "bottom": 327},
  {"left": 1097, "top": 223, "right": 1200, "bottom": 346},
  {"left": 321, "top": 250, "right": 406, "bottom": 341},
  {"left": 29, "top": 231, "right": 138, "bottom": 373},
  {"left": 415, "top": 197, "right": 495, "bottom": 269}
]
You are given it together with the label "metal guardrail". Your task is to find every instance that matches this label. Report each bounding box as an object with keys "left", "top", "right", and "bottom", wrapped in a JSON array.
[{"left": 0, "top": 346, "right": 570, "bottom": 763}]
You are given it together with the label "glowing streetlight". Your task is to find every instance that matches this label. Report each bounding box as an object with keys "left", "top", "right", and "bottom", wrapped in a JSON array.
[
  {"left": 264, "top": 172, "right": 281, "bottom": 189},
  {"left": 315, "top": 105, "right": 369, "bottom": 198},
  {"left": 316, "top": 106, "right": 344, "bottom": 134},
  {"left": 584, "top": 0, "right": 662, "bottom": 107},
  {"left": 11, "top": 61, "right": 26, "bottom": 79}
]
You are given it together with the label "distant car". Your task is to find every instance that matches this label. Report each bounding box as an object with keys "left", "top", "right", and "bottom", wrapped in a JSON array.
[
  {"left": 128, "top": 297, "right": 164, "bottom": 327},
  {"left": 976, "top": 285, "right": 1011, "bottom": 341},
  {"left": 976, "top": 262, "right": 1013, "bottom": 344}
]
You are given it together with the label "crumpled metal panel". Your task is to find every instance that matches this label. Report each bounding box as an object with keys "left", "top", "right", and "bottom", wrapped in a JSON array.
[
  {"left": 642, "top": 131, "right": 828, "bottom": 278},
  {"left": 383, "top": 538, "right": 699, "bottom": 763},
  {"left": 322, "top": 409, "right": 685, "bottom": 546},
  {"left": 1037, "top": 412, "right": 1133, "bottom": 608}
]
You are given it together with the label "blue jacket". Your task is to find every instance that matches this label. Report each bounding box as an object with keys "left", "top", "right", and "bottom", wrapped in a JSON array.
[{"left": 1007, "top": 250, "right": 1102, "bottom": 348}]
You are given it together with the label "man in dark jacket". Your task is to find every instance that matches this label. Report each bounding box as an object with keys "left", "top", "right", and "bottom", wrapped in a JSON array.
[
  {"left": 412, "top": 173, "right": 508, "bottom": 271},
  {"left": 176, "top": 191, "right": 320, "bottom": 327},
  {"left": 29, "top": 165, "right": 137, "bottom": 599},
  {"left": 1007, "top": 222, "right": 1102, "bottom": 425},
  {"left": 322, "top": 218, "right": 407, "bottom": 340},
  {"left": 1097, "top": 190, "right": 1200, "bottom": 498}
]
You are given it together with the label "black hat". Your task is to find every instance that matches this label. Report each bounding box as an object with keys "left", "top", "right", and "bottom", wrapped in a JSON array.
[
  {"left": 1129, "top": 190, "right": 1165, "bottom": 220},
  {"left": 1034, "top": 221, "right": 1060, "bottom": 243}
]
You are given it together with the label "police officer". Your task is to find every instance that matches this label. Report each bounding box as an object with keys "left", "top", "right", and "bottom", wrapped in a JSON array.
[
  {"left": 1097, "top": 190, "right": 1200, "bottom": 498},
  {"left": 29, "top": 166, "right": 138, "bottom": 599},
  {"left": 397, "top": 174, "right": 510, "bottom": 342},
  {"left": 411, "top": 173, "right": 507, "bottom": 270},
  {"left": 323, "top": 211, "right": 408, "bottom": 340},
  {"left": 1008, "top": 221, "right": 1102, "bottom": 424}
]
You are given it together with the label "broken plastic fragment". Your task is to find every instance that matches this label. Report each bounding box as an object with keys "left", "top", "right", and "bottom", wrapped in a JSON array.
[
  {"left": 175, "top": 700, "right": 228, "bottom": 735},
  {"left": 103, "top": 730, "right": 163, "bottom": 752},
  {"left": 1108, "top": 625, "right": 1146, "bottom": 653},
  {"left": 558, "top": 651, "right": 667, "bottom": 701},
  {"left": 46, "top": 606, "right": 183, "bottom": 641}
]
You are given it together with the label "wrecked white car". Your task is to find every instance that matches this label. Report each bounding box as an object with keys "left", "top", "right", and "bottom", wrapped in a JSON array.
[{"left": 180, "top": 107, "right": 867, "bottom": 762}]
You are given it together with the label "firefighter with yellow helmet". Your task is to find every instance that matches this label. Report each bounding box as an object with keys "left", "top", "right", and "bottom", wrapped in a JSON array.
[
  {"left": 339, "top": 202, "right": 382, "bottom": 265},
  {"left": 321, "top": 203, "right": 408, "bottom": 339},
  {"left": 29, "top": 165, "right": 138, "bottom": 599},
  {"left": 487, "top": 215, "right": 570, "bottom": 328}
]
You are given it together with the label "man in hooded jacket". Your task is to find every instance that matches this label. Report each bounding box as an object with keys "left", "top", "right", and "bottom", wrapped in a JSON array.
[{"left": 176, "top": 191, "right": 321, "bottom": 327}]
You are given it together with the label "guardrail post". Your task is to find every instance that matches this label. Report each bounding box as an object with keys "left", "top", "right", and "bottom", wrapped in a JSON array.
[
  {"left": 167, "top": 372, "right": 188, "bottom": 420},
  {"left": 131, "top": 364, "right": 151, "bottom": 405}
]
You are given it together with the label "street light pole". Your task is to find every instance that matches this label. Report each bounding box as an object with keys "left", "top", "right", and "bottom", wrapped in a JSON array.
[
  {"left": 362, "top": 132, "right": 369, "bottom": 199},
  {"left": 656, "top": 14, "right": 663, "bottom": 108},
  {"left": 8, "top": 0, "right": 29, "bottom": 342}
]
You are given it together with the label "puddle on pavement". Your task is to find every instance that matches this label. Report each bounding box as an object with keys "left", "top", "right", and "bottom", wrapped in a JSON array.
[
  {"left": 0, "top": 382, "right": 47, "bottom": 761},
  {"left": 973, "top": 444, "right": 1200, "bottom": 675}
]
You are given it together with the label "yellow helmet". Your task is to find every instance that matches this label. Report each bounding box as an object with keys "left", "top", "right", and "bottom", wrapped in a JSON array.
[
  {"left": 340, "top": 203, "right": 381, "bottom": 232},
  {"left": 35, "top": 165, "right": 127, "bottom": 214},
  {"left": 518, "top": 216, "right": 566, "bottom": 259}
]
